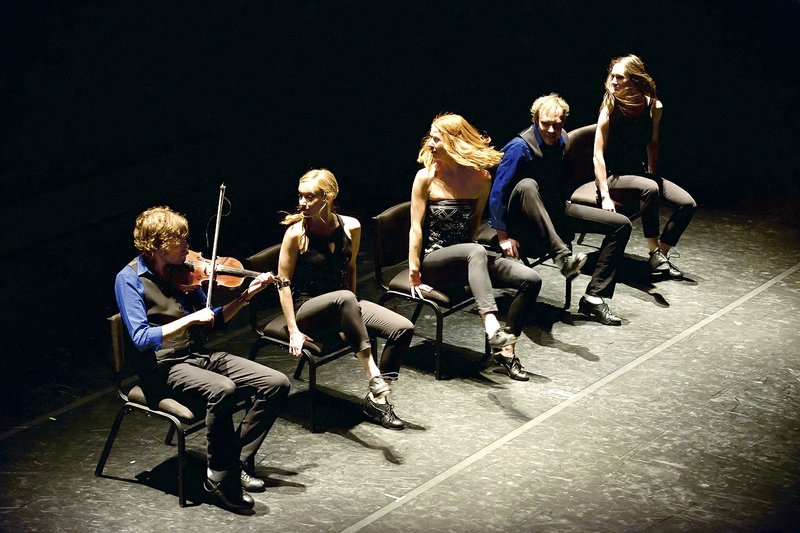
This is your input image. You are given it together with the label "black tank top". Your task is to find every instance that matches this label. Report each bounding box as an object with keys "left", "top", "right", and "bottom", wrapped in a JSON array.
[
  {"left": 605, "top": 99, "right": 654, "bottom": 175},
  {"left": 423, "top": 198, "right": 475, "bottom": 254},
  {"left": 292, "top": 215, "right": 351, "bottom": 303}
]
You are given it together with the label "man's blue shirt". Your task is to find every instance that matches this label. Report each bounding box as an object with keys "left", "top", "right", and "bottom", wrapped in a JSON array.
[
  {"left": 489, "top": 125, "right": 566, "bottom": 232},
  {"left": 114, "top": 255, "right": 223, "bottom": 353}
]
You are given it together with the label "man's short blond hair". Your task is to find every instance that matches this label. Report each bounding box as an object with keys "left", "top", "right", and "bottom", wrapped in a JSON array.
[{"left": 530, "top": 93, "right": 570, "bottom": 123}]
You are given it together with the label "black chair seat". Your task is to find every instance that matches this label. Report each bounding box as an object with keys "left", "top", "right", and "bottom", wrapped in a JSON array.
[
  {"left": 95, "top": 314, "right": 210, "bottom": 507},
  {"left": 246, "top": 244, "right": 374, "bottom": 432},
  {"left": 261, "top": 314, "right": 352, "bottom": 357},
  {"left": 126, "top": 386, "right": 197, "bottom": 422},
  {"left": 385, "top": 270, "right": 471, "bottom": 307},
  {"left": 373, "top": 201, "right": 491, "bottom": 380}
]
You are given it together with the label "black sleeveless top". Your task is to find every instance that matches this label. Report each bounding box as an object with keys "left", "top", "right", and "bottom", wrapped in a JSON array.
[
  {"left": 292, "top": 215, "right": 352, "bottom": 303},
  {"left": 423, "top": 199, "right": 475, "bottom": 254},
  {"left": 605, "top": 99, "right": 654, "bottom": 176}
]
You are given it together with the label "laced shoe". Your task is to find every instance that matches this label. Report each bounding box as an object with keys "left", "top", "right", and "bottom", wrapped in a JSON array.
[
  {"left": 664, "top": 252, "right": 683, "bottom": 278},
  {"left": 578, "top": 296, "right": 622, "bottom": 326},
  {"left": 492, "top": 351, "right": 530, "bottom": 381},
  {"left": 240, "top": 463, "right": 266, "bottom": 492},
  {"left": 559, "top": 252, "right": 588, "bottom": 279},
  {"left": 487, "top": 326, "right": 517, "bottom": 349},
  {"left": 649, "top": 249, "right": 670, "bottom": 273},
  {"left": 204, "top": 472, "right": 255, "bottom": 512},
  {"left": 363, "top": 394, "right": 405, "bottom": 430}
]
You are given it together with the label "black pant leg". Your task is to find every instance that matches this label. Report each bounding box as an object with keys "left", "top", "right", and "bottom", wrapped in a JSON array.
[{"left": 565, "top": 202, "right": 632, "bottom": 299}]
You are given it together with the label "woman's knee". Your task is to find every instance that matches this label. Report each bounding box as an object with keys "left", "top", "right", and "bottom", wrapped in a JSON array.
[
  {"left": 519, "top": 270, "right": 543, "bottom": 294},
  {"left": 331, "top": 289, "right": 360, "bottom": 309},
  {"left": 465, "top": 243, "right": 489, "bottom": 263},
  {"left": 640, "top": 178, "right": 660, "bottom": 199}
]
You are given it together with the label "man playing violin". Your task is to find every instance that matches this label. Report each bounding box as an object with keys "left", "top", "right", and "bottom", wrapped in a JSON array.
[{"left": 114, "top": 206, "right": 290, "bottom": 513}]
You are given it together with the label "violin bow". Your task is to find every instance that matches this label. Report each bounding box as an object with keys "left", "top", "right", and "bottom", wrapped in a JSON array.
[{"left": 205, "top": 183, "right": 226, "bottom": 309}]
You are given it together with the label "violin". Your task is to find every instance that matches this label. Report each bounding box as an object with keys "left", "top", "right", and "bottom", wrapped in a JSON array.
[{"left": 168, "top": 250, "right": 288, "bottom": 293}]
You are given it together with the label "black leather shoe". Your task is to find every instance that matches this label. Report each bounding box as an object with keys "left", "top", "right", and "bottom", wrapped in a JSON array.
[
  {"left": 664, "top": 252, "right": 683, "bottom": 278},
  {"left": 559, "top": 252, "right": 587, "bottom": 279},
  {"left": 493, "top": 352, "right": 530, "bottom": 381},
  {"left": 363, "top": 394, "right": 405, "bottom": 430},
  {"left": 240, "top": 465, "right": 266, "bottom": 492},
  {"left": 487, "top": 326, "right": 517, "bottom": 349},
  {"left": 204, "top": 473, "right": 255, "bottom": 512},
  {"left": 578, "top": 296, "right": 622, "bottom": 326}
]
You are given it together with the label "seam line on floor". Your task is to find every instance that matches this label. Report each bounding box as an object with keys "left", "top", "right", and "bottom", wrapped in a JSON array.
[{"left": 341, "top": 262, "right": 800, "bottom": 533}]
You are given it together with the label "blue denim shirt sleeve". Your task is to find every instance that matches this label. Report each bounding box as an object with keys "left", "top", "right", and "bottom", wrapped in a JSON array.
[
  {"left": 489, "top": 138, "right": 530, "bottom": 232},
  {"left": 115, "top": 261, "right": 163, "bottom": 352}
]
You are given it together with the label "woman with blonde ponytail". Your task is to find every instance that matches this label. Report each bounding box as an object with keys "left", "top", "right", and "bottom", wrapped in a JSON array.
[
  {"left": 585, "top": 54, "right": 696, "bottom": 278},
  {"left": 275, "top": 169, "right": 413, "bottom": 430}
]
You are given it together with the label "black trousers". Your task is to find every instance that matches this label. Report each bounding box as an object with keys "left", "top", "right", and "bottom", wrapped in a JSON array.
[
  {"left": 163, "top": 353, "right": 290, "bottom": 472},
  {"left": 506, "top": 178, "right": 632, "bottom": 299},
  {"left": 422, "top": 244, "right": 542, "bottom": 335},
  {"left": 571, "top": 174, "right": 696, "bottom": 247},
  {"left": 295, "top": 290, "right": 414, "bottom": 376}
]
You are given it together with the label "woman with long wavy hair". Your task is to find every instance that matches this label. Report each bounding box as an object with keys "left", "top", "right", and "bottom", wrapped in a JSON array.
[
  {"left": 409, "top": 113, "right": 542, "bottom": 381},
  {"left": 587, "top": 54, "right": 696, "bottom": 277}
]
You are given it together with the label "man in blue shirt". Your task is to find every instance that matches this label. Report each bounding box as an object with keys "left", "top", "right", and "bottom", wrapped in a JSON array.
[
  {"left": 115, "top": 206, "right": 290, "bottom": 512},
  {"left": 489, "top": 94, "right": 632, "bottom": 325}
]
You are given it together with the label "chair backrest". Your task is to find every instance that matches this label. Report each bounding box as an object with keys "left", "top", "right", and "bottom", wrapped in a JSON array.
[
  {"left": 245, "top": 243, "right": 282, "bottom": 275},
  {"left": 565, "top": 124, "right": 597, "bottom": 191},
  {"left": 109, "top": 313, "right": 126, "bottom": 374},
  {"left": 244, "top": 244, "right": 283, "bottom": 333},
  {"left": 373, "top": 201, "right": 411, "bottom": 289},
  {"left": 108, "top": 313, "right": 131, "bottom": 401}
]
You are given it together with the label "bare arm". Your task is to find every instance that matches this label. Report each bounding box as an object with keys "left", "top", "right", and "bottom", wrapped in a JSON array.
[
  {"left": 409, "top": 169, "right": 429, "bottom": 275},
  {"left": 277, "top": 224, "right": 310, "bottom": 356},
  {"left": 593, "top": 108, "right": 617, "bottom": 212},
  {"left": 409, "top": 169, "right": 433, "bottom": 298},
  {"left": 646, "top": 99, "right": 663, "bottom": 174}
]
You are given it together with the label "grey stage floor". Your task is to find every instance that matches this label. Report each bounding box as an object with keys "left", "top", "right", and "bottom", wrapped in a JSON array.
[{"left": 2, "top": 200, "right": 800, "bottom": 532}]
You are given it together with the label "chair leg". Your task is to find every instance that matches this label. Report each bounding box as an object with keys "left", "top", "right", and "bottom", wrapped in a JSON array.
[
  {"left": 309, "top": 364, "right": 318, "bottom": 433},
  {"left": 410, "top": 302, "right": 424, "bottom": 324},
  {"left": 480, "top": 335, "right": 492, "bottom": 365},
  {"left": 165, "top": 425, "right": 177, "bottom": 445},
  {"left": 95, "top": 405, "right": 129, "bottom": 476},
  {"left": 564, "top": 276, "right": 573, "bottom": 310},
  {"left": 176, "top": 426, "right": 187, "bottom": 507},
  {"left": 434, "top": 314, "right": 444, "bottom": 380},
  {"left": 249, "top": 338, "right": 268, "bottom": 361},
  {"left": 294, "top": 355, "right": 308, "bottom": 380}
]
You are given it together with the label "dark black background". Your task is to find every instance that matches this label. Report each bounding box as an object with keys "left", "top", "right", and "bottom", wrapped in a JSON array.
[{"left": 1, "top": 1, "right": 798, "bottom": 412}]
